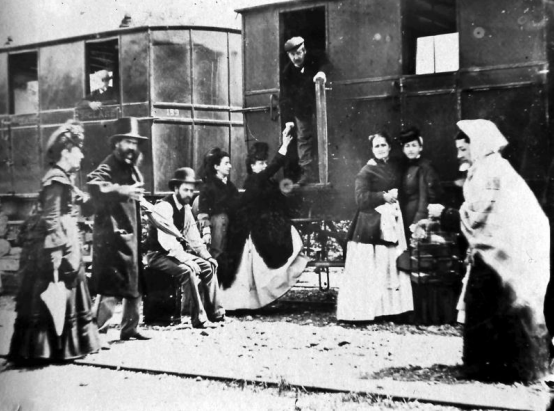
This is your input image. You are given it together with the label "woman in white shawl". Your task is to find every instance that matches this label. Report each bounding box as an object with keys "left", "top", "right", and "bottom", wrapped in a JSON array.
[{"left": 432, "top": 119, "right": 550, "bottom": 383}]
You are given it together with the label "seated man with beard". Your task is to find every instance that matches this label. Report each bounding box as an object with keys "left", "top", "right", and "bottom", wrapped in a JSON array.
[{"left": 144, "top": 167, "right": 225, "bottom": 329}]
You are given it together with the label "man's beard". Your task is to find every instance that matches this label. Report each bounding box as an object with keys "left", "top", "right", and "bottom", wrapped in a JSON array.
[
  {"left": 177, "top": 195, "right": 192, "bottom": 205},
  {"left": 116, "top": 147, "right": 139, "bottom": 165}
]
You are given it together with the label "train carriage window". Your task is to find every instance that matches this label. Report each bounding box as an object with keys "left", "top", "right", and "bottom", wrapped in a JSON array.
[
  {"left": 83, "top": 39, "right": 119, "bottom": 104},
  {"left": 404, "top": 0, "right": 458, "bottom": 75},
  {"left": 9, "top": 51, "right": 38, "bottom": 114}
]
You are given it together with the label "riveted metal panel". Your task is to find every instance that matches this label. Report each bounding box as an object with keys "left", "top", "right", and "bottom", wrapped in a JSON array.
[
  {"left": 152, "top": 122, "right": 192, "bottom": 193},
  {"left": 327, "top": 95, "right": 401, "bottom": 202},
  {"left": 402, "top": 93, "right": 459, "bottom": 183},
  {"left": 328, "top": 0, "right": 402, "bottom": 81},
  {"left": 122, "top": 103, "right": 150, "bottom": 118},
  {"left": 229, "top": 33, "right": 243, "bottom": 108},
  {"left": 0, "top": 54, "right": 8, "bottom": 115},
  {"left": 12, "top": 126, "right": 41, "bottom": 193},
  {"left": 152, "top": 30, "right": 191, "bottom": 104},
  {"left": 79, "top": 121, "right": 113, "bottom": 183},
  {"left": 243, "top": 8, "right": 280, "bottom": 92},
  {"left": 461, "top": 85, "right": 548, "bottom": 193},
  {"left": 230, "top": 125, "right": 246, "bottom": 186},
  {"left": 244, "top": 93, "right": 281, "bottom": 151},
  {"left": 40, "top": 110, "right": 76, "bottom": 126},
  {"left": 458, "top": 0, "right": 546, "bottom": 69},
  {"left": 194, "top": 124, "right": 229, "bottom": 173},
  {"left": 121, "top": 32, "right": 149, "bottom": 103},
  {"left": 0, "top": 123, "right": 11, "bottom": 193},
  {"left": 192, "top": 31, "right": 229, "bottom": 107},
  {"left": 39, "top": 42, "right": 85, "bottom": 110}
]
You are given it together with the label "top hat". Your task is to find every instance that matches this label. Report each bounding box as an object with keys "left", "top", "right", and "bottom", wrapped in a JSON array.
[
  {"left": 169, "top": 167, "right": 201, "bottom": 190},
  {"left": 110, "top": 117, "right": 148, "bottom": 144},
  {"left": 97, "top": 69, "right": 113, "bottom": 81},
  {"left": 284, "top": 36, "right": 305, "bottom": 52}
]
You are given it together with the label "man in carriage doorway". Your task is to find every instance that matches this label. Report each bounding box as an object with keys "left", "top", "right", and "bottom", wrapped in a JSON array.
[{"left": 280, "top": 36, "right": 330, "bottom": 185}]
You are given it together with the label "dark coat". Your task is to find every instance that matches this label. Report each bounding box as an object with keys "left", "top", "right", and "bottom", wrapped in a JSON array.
[
  {"left": 399, "top": 157, "right": 443, "bottom": 235},
  {"left": 347, "top": 159, "right": 401, "bottom": 245},
  {"left": 197, "top": 178, "right": 239, "bottom": 221},
  {"left": 222, "top": 153, "right": 293, "bottom": 288},
  {"left": 280, "top": 51, "right": 330, "bottom": 122},
  {"left": 87, "top": 153, "right": 143, "bottom": 299}
]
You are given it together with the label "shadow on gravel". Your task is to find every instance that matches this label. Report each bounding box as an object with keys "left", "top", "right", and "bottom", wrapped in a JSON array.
[{"left": 364, "top": 364, "right": 467, "bottom": 384}]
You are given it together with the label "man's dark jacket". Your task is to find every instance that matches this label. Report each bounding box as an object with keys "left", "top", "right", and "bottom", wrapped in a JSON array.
[
  {"left": 280, "top": 50, "right": 330, "bottom": 123},
  {"left": 87, "top": 153, "right": 143, "bottom": 299}
]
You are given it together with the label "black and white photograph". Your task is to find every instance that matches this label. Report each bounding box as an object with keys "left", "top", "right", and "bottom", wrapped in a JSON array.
[{"left": 0, "top": 0, "right": 554, "bottom": 410}]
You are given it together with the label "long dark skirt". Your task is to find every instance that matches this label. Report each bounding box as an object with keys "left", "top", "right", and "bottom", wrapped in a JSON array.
[
  {"left": 463, "top": 255, "right": 550, "bottom": 383},
  {"left": 9, "top": 239, "right": 100, "bottom": 363}
]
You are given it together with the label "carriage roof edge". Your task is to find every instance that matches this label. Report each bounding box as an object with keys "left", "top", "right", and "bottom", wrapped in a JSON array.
[{"left": 0, "top": 24, "right": 241, "bottom": 53}]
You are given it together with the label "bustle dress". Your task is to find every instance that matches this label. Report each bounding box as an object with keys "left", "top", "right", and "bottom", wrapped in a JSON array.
[
  {"left": 9, "top": 166, "right": 100, "bottom": 362},
  {"left": 220, "top": 153, "right": 309, "bottom": 310}
]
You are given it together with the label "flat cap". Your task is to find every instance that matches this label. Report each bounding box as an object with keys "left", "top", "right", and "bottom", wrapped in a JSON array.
[{"left": 284, "top": 36, "right": 304, "bottom": 52}]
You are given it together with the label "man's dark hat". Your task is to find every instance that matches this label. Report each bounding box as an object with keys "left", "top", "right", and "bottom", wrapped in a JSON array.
[
  {"left": 169, "top": 167, "right": 201, "bottom": 190},
  {"left": 284, "top": 36, "right": 305, "bottom": 52},
  {"left": 110, "top": 117, "right": 148, "bottom": 144}
]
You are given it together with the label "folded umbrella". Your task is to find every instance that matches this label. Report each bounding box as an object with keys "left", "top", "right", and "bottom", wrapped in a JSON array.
[{"left": 41, "top": 279, "right": 67, "bottom": 337}]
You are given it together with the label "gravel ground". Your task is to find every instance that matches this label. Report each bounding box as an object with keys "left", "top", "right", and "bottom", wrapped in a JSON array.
[
  {"left": 0, "top": 281, "right": 551, "bottom": 410},
  {"left": 0, "top": 360, "right": 464, "bottom": 411}
]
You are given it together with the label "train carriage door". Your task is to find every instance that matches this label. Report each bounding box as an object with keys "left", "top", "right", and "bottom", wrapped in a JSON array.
[
  {"left": 280, "top": 6, "right": 327, "bottom": 181},
  {"left": 241, "top": 8, "right": 281, "bottom": 178}
]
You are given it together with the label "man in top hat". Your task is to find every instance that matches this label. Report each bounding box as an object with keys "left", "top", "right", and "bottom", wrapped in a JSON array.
[
  {"left": 144, "top": 167, "right": 225, "bottom": 328},
  {"left": 78, "top": 69, "right": 118, "bottom": 110},
  {"left": 280, "top": 36, "right": 330, "bottom": 185},
  {"left": 87, "top": 117, "right": 151, "bottom": 345}
]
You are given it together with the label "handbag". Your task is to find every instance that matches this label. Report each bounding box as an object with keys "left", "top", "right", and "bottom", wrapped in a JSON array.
[{"left": 347, "top": 209, "right": 382, "bottom": 243}]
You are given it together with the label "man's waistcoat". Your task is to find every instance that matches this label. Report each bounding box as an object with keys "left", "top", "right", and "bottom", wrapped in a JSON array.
[{"left": 145, "top": 194, "right": 185, "bottom": 253}]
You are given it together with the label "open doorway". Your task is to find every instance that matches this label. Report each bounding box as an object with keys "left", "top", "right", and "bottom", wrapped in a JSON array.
[
  {"left": 279, "top": 6, "right": 327, "bottom": 182},
  {"left": 9, "top": 51, "right": 38, "bottom": 114}
]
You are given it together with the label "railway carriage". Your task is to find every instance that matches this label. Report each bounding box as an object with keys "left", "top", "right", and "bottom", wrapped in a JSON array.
[
  {"left": 237, "top": 0, "right": 554, "bottom": 221},
  {"left": 0, "top": 25, "right": 243, "bottom": 218}
]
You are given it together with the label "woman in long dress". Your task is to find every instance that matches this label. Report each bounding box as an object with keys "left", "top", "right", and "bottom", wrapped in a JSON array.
[
  {"left": 9, "top": 120, "right": 100, "bottom": 363},
  {"left": 197, "top": 148, "right": 240, "bottom": 278},
  {"left": 221, "top": 128, "right": 309, "bottom": 310},
  {"left": 398, "top": 127, "right": 443, "bottom": 239},
  {"left": 337, "top": 132, "right": 413, "bottom": 321}
]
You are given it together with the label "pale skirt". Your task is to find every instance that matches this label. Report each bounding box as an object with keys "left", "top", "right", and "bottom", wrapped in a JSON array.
[
  {"left": 336, "top": 241, "right": 413, "bottom": 321},
  {"left": 221, "top": 226, "right": 309, "bottom": 310}
]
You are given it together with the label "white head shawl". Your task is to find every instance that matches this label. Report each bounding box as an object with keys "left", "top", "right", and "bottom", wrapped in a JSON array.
[
  {"left": 457, "top": 119, "right": 550, "bottom": 314},
  {"left": 456, "top": 119, "right": 508, "bottom": 162}
]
